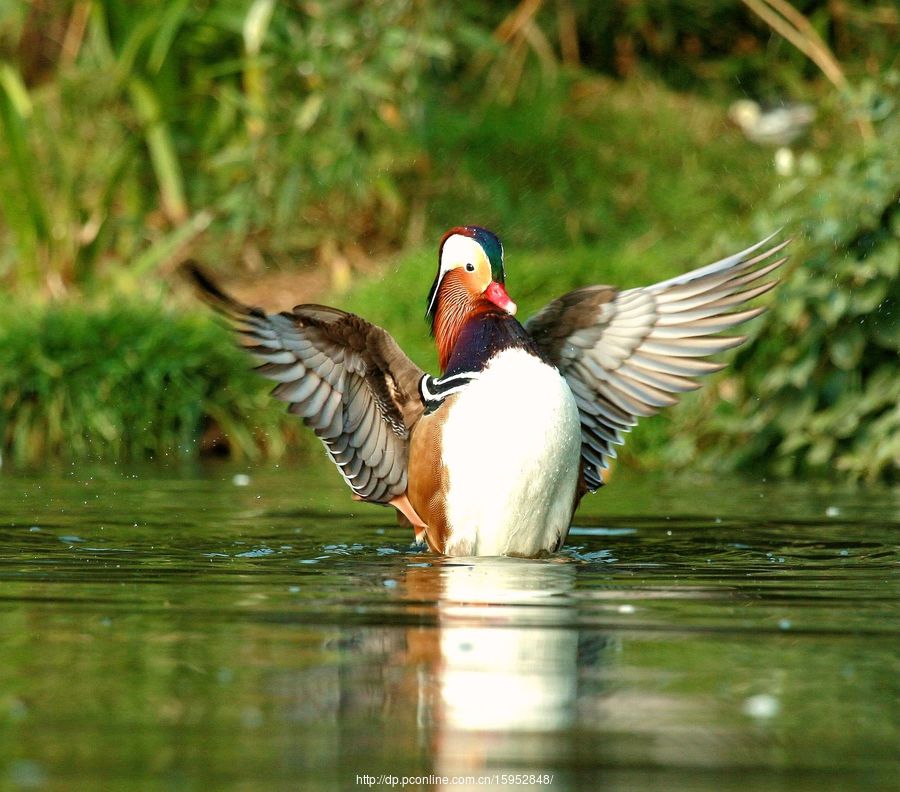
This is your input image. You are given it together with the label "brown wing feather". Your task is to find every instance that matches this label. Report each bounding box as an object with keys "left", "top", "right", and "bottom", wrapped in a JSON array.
[
  {"left": 526, "top": 233, "right": 788, "bottom": 492},
  {"left": 185, "top": 264, "right": 425, "bottom": 503}
]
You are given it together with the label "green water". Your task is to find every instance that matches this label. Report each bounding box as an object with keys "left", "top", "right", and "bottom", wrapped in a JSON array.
[{"left": 0, "top": 459, "right": 897, "bottom": 791}]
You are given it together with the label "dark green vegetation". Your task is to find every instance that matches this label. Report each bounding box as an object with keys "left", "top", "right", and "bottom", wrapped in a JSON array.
[
  {"left": 0, "top": 2, "right": 896, "bottom": 479},
  {"left": 0, "top": 302, "right": 293, "bottom": 465},
  {"left": 713, "top": 101, "right": 899, "bottom": 481}
]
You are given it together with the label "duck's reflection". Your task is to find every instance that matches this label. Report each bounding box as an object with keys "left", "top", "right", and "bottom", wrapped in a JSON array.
[
  {"left": 435, "top": 558, "right": 577, "bottom": 731},
  {"left": 274, "top": 556, "right": 594, "bottom": 785},
  {"left": 405, "top": 557, "right": 580, "bottom": 784}
]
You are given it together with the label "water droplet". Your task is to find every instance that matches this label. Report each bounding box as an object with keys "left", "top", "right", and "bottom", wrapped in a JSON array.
[{"left": 743, "top": 694, "right": 780, "bottom": 719}]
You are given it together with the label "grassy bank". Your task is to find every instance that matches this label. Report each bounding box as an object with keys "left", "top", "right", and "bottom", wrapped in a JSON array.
[{"left": 0, "top": 301, "right": 294, "bottom": 466}]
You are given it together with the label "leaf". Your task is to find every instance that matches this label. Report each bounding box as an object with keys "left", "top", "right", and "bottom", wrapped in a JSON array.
[
  {"left": 128, "top": 78, "right": 188, "bottom": 222},
  {"left": 0, "top": 62, "right": 49, "bottom": 244},
  {"left": 243, "top": 0, "right": 276, "bottom": 56},
  {"left": 807, "top": 436, "right": 836, "bottom": 467},
  {"left": 850, "top": 278, "right": 889, "bottom": 315},
  {"left": 828, "top": 324, "right": 865, "bottom": 370}
]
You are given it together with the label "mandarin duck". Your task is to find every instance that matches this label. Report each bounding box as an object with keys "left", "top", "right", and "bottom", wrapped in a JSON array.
[{"left": 188, "top": 228, "right": 786, "bottom": 557}]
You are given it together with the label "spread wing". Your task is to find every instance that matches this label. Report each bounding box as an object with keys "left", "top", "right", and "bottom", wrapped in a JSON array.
[
  {"left": 186, "top": 265, "right": 425, "bottom": 503},
  {"left": 525, "top": 233, "right": 788, "bottom": 492}
]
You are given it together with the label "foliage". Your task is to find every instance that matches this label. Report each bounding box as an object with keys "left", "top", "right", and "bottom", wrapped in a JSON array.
[
  {"left": 0, "top": 0, "right": 467, "bottom": 292},
  {"left": 0, "top": 1, "right": 896, "bottom": 477},
  {"left": 1, "top": 0, "right": 891, "bottom": 295},
  {"left": 461, "top": 1, "right": 897, "bottom": 94},
  {"left": 697, "top": 76, "right": 899, "bottom": 482},
  {"left": 0, "top": 301, "right": 295, "bottom": 465}
]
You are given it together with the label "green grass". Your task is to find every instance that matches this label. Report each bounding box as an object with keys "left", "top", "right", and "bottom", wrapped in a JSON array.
[
  {"left": 422, "top": 76, "right": 778, "bottom": 251},
  {"left": 0, "top": 300, "right": 296, "bottom": 466}
]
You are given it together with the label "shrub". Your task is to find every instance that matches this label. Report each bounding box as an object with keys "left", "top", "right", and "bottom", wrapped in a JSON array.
[
  {"left": 0, "top": 301, "right": 294, "bottom": 465},
  {"left": 708, "top": 75, "right": 899, "bottom": 481}
]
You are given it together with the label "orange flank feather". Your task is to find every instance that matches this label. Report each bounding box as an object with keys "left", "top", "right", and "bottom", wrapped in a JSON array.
[{"left": 406, "top": 406, "right": 453, "bottom": 553}]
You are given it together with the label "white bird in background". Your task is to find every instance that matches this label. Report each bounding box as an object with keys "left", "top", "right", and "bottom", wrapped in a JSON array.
[
  {"left": 728, "top": 99, "right": 817, "bottom": 146},
  {"left": 729, "top": 99, "right": 817, "bottom": 176}
]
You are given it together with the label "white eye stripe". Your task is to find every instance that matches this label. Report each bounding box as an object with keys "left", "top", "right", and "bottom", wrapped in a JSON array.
[
  {"left": 440, "top": 234, "right": 485, "bottom": 274},
  {"left": 427, "top": 234, "right": 487, "bottom": 317}
]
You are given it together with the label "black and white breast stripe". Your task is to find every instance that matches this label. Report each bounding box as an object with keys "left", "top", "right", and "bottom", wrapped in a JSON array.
[{"left": 419, "top": 371, "right": 481, "bottom": 413}]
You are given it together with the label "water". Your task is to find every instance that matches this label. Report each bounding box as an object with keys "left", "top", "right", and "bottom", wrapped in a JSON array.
[{"left": 0, "top": 460, "right": 897, "bottom": 791}]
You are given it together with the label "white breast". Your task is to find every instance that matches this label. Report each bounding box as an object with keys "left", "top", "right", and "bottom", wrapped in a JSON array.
[{"left": 440, "top": 348, "right": 582, "bottom": 556}]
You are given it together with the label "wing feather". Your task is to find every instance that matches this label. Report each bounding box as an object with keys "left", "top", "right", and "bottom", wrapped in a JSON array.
[
  {"left": 256, "top": 361, "right": 307, "bottom": 382},
  {"left": 526, "top": 234, "right": 786, "bottom": 492},
  {"left": 639, "top": 335, "right": 747, "bottom": 358},
  {"left": 275, "top": 375, "right": 320, "bottom": 404},
  {"left": 185, "top": 264, "right": 425, "bottom": 504},
  {"left": 629, "top": 352, "right": 725, "bottom": 377},
  {"left": 618, "top": 362, "right": 700, "bottom": 393}
]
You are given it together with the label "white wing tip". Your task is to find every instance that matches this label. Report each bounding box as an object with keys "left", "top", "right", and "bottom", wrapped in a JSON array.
[{"left": 645, "top": 230, "right": 787, "bottom": 293}]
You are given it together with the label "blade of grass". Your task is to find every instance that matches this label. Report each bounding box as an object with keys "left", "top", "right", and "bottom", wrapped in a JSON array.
[
  {"left": 148, "top": 0, "right": 192, "bottom": 74},
  {"left": 128, "top": 77, "right": 188, "bottom": 223},
  {"left": 0, "top": 62, "right": 50, "bottom": 279}
]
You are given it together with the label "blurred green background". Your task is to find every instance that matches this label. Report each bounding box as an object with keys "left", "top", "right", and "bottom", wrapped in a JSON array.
[{"left": 0, "top": 0, "right": 896, "bottom": 480}]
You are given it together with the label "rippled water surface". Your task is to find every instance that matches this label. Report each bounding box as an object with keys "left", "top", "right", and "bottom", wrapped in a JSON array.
[{"left": 0, "top": 460, "right": 897, "bottom": 791}]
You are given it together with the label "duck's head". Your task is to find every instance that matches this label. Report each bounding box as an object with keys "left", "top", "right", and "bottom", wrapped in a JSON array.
[
  {"left": 426, "top": 226, "right": 516, "bottom": 322},
  {"left": 426, "top": 226, "right": 518, "bottom": 371}
]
